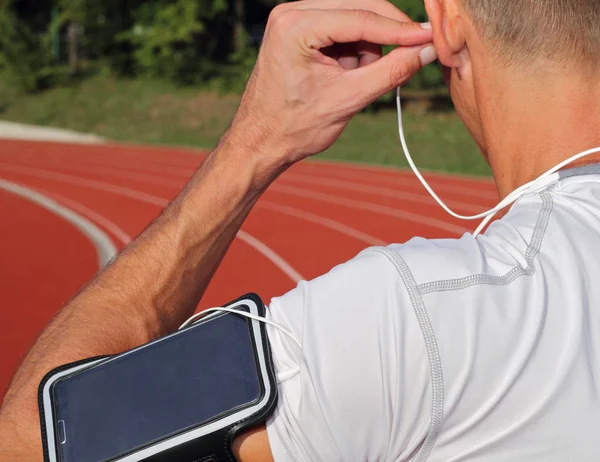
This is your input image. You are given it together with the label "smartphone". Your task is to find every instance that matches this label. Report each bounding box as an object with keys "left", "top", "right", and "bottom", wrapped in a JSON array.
[{"left": 39, "top": 294, "right": 277, "bottom": 462}]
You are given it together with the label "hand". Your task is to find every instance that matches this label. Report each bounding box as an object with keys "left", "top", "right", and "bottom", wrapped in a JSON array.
[{"left": 226, "top": 0, "right": 436, "bottom": 176}]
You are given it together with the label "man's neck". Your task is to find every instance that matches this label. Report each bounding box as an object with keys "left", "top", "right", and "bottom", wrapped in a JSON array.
[{"left": 478, "top": 68, "right": 600, "bottom": 200}]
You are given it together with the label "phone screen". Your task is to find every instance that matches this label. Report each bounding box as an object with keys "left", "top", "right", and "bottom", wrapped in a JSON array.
[{"left": 52, "top": 310, "right": 262, "bottom": 462}]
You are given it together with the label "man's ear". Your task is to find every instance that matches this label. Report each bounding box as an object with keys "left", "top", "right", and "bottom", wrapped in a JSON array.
[{"left": 424, "top": 0, "right": 467, "bottom": 68}]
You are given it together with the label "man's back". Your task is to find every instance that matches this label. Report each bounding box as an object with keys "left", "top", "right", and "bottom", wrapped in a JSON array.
[{"left": 265, "top": 165, "right": 600, "bottom": 461}]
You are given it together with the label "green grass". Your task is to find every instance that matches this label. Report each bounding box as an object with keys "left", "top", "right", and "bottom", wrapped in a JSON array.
[{"left": 0, "top": 75, "right": 491, "bottom": 176}]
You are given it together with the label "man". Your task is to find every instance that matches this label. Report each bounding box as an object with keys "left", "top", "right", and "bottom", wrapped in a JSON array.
[{"left": 1, "top": 0, "right": 600, "bottom": 459}]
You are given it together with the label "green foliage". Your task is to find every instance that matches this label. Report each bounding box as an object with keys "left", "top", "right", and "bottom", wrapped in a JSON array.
[
  {"left": 119, "top": 0, "right": 228, "bottom": 83},
  {"left": 54, "top": 0, "right": 85, "bottom": 26},
  {"left": 391, "top": 0, "right": 429, "bottom": 22},
  {"left": 0, "top": 1, "right": 55, "bottom": 92},
  {"left": 51, "top": 0, "right": 146, "bottom": 75},
  {"left": 0, "top": 0, "right": 446, "bottom": 92},
  {"left": 214, "top": 42, "right": 257, "bottom": 93}
]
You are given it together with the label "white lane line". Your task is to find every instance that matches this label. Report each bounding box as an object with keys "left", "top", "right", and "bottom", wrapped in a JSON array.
[
  {"left": 0, "top": 164, "right": 303, "bottom": 283},
  {"left": 258, "top": 201, "right": 387, "bottom": 247},
  {"left": 18, "top": 162, "right": 388, "bottom": 248},
  {"left": 236, "top": 231, "right": 303, "bottom": 283},
  {"left": 282, "top": 173, "right": 486, "bottom": 213},
  {"left": 306, "top": 158, "right": 495, "bottom": 186},
  {"left": 36, "top": 188, "right": 132, "bottom": 245},
  {"left": 76, "top": 157, "right": 197, "bottom": 178},
  {"left": 1, "top": 162, "right": 466, "bottom": 236},
  {"left": 60, "top": 164, "right": 184, "bottom": 188},
  {"left": 0, "top": 164, "right": 167, "bottom": 206},
  {"left": 84, "top": 158, "right": 497, "bottom": 209},
  {"left": 0, "top": 179, "right": 117, "bottom": 268},
  {"left": 295, "top": 166, "right": 499, "bottom": 201},
  {"left": 271, "top": 184, "right": 469, "bottom": 235}
]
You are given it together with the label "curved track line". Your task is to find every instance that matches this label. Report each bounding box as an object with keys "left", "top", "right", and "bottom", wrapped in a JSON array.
[
  {"left": 3, "top": 161, "right": 392, "bottom": 246},
  {"left": 272, "top": 184, "right": 469, "bottom": 235},
  {"left": 307, "top": 157, "right": 495, "bottom": 185},
  {"left": 258, "top": 201, "right": 387, "bottom": 247},
  {"left": 2, "top": 161, "right": 467, "bottom": 235},
  {"left": 1, "top": 147, "right": 495, "bottom": 207},
  {"left": 61, "top": 142, "right": 491, "bottom": 191},
  {"left": 0, "top": 180, "right": 117, "bottom": 268},
  {"left": 64, "top": 159, "right": 486, "bottom": 213},
  {"left": 37, "top": 189, "right": 132, "bottom": 245},
  {"left": 1, "top": 139, "right": 496, "bottom": 200},
  {"left": 0, "top": 164, "right": 304, "bottom": 283},
  {"left": 294, "top": 164, "right": 499, "bottom": 201},
  {"left": 45, "top": 163, "right": 184, "bottom": 188},
  {"left": 0, "top": 164, "right": 166, "bottom": 206},
  {"left": 72, "top": 156, "right": 197, "bottom": 179},
  {"left": 236, "top": 231, "right": 303, "bottom": 283},
  {"left": 283, "top": 173, "right": 486, "bottom": 213},
  {"left": 36, "top": 151, "right": 496, "bottom": 204}
]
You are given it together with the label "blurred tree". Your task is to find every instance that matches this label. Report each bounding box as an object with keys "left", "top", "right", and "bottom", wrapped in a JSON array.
[
  {"left": 119, "top": 0, "right": 229, "bottom": 83},
  {"left": 0, "top": 0, "right": 55, "bottom": 91},
  {"left": 50, "top": 0, "right": 145, "bottom": 75},
  {"left": 53, "top": 0, "right": 84, "bottom": 74},
  {"left": 0, "top": 0, "right": 445, "bottom": 92},
  {"left": 391, "top": 0, "right": 429, "bottom": 22},
  {"left": 233, "top": 0, "right": 246, "bottom": 54}
]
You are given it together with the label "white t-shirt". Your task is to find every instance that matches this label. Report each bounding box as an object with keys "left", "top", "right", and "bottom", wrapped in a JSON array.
[{"left": 264, "top": 165, "right": 600, "bottom": 461}]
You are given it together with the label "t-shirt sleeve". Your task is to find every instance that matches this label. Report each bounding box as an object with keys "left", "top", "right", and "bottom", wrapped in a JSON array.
[{"left": 264, "top": 248, "right": 432, "bottom": 461}]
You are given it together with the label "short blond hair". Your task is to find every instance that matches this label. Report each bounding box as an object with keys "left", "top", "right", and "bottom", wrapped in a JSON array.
[{"left": 462, "top": 0, "right": 600, "bottom": 68}]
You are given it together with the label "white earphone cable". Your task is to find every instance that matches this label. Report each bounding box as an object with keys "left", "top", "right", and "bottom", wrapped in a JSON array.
[
  {"left": 174, "top": 87, "right": 600, "bottom": 386},
  {"left": 179, "top": 307, "right": 302, "bottom": 383},
  {"left": 396, "top": 87, "right": 600, "bottom": 236}
]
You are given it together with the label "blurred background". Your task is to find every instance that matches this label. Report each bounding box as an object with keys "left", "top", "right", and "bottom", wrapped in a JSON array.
[{"left": 0, "top": 0, "right": 490, "bottom": 176}]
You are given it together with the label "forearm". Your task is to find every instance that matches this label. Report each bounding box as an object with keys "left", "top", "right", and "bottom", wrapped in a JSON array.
[{"left": 0, "top": 134, "right": 278, "bottom": 452}]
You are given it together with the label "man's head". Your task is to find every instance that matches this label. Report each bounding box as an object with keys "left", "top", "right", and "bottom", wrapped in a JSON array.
[
  {"left": 424, "top": 0, "right": 600, "bottom": 156},
  {"left": 462, "top": 0, "right": 600, "bottom": 69}
]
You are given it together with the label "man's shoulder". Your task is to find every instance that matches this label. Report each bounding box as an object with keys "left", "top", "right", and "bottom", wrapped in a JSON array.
[
  {"left": 385, "top": 215, "right": 543, "bottom": 291},
  {"left": 329, "top": 235, "right": 484, "bottom": 281},
  {"left": 271, "top": 235, "right": 489, "bottom": 313},
  {"left": 271, "top": 247, "right": 410, "bottom": 317},
  {"left": 383, "top": 234, "right": 483, "bottom": 286},
  {"left": 269, "top": 215, "right": 539, "bottom": 330},
  {"left": 298, "top": 223, "right": 537, "bottom": 301},
  {"left": 343, "top": 233, "right": 491, "bottom": 291},
  {"left": 265, "top": 238, "right": 499, "bottom": 460}
]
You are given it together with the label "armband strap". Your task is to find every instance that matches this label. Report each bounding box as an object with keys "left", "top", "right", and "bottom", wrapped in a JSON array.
[{"left": 38, "top": 293, "right": 278, "bottom": 462}]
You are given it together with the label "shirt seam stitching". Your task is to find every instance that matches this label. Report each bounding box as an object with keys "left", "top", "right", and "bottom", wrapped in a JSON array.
[
  {"left": 361, "top": 188, "right": 554, "bottom": 460},
  {"left": 417, "top": 189, "right": 554, "bottom": 295},
  {"left": 366, "top": 247, "right": 444, "bottom": 462}
]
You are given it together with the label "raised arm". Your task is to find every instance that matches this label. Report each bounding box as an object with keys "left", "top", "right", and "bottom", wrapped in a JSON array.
[{"left": 0, "top": 1, "right": 435, "bottom": 458}]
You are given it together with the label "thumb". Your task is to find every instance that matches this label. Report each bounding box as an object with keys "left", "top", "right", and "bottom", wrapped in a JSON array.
[{"left": 344, "top": 44, "right": 437, "bottom": 108}]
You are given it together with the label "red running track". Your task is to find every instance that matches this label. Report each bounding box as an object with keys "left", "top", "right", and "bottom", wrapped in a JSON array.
[{"left": 0, "top": 139, "right": 497, "bottom": 401}]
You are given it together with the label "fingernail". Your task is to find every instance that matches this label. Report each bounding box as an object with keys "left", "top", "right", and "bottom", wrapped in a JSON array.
[
  {"left": 419, "top": 45, "right": 437, "bottom": 66},
  {"left": 420, "top": 22, "right": 432, "bottom": 29}
]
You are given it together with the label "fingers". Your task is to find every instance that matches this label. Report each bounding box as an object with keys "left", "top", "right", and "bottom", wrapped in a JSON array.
[
  {"left": 345, "top": 44, "right": 438, "bottom": 107},
  {"left": 277, "top": 0, "right": 413, "bottom": 23},
  {"left": 322, "top": 41, "right": 383, "bottom": 70},
  {"left": 333, "top": 43, "right": 361, "bottom": 70},
  {"left": 285, "top": 9, "right": 432, "bottom": 50},
  {"left": 357, "top": 41, "right": 383, "bottom": 67}
]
